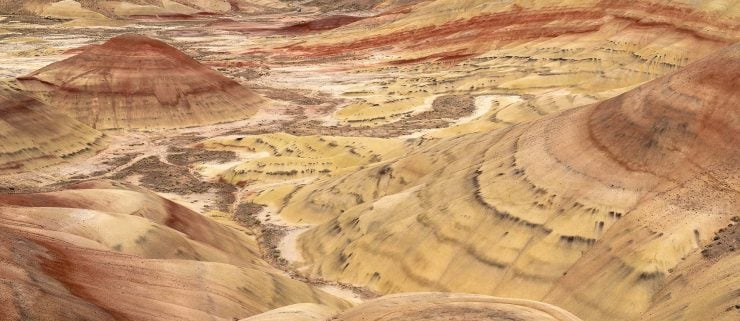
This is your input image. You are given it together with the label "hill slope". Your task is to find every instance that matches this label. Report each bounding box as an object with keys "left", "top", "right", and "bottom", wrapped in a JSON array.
[
  {"left": 276, "top": 42, "right": 739, "bottom": 320},
  {"left": 19, "top": 34, "right": 264, "bottom": 129},
  {"left": 0, "top": 180, "right": 350, "bottom": 320},
  {"left": 268, "top": 0, "right": 739, "bottom": 133},
  {"left": 241, "top": 293, "right": 583, "bottom": 321},
  {"left": 0, "top": 88, "right": 105, "bottom": 173}
]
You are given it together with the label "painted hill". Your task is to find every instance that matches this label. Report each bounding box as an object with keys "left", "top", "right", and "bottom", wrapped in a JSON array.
[
  {"left": 19, "top": 34, "right": 263, "bottom": 129},
  {"left": 294, "top": 0, "right": 740, "bottom": 51},
  {"left": 0, "top": 1, "right": 737, "bottom": 320},
  {"left": 271, "top": 42, "right": 739, "bottom": 320},
  {"left": 0, "top": 179, "right": 585, "bottom": 320},
  {"left": 0, "top": 88, "right": 104, "bottom": 173},
  {"left": 0, "top": 180, "right": 350, "bottom": 320},
  {"left": 271, "top": 0, "right": 739, "bottom": 132}
]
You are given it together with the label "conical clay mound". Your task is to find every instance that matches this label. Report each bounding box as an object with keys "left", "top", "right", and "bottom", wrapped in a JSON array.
[{"left": 19, "top": 34, "right": 264, "bottom": 129}]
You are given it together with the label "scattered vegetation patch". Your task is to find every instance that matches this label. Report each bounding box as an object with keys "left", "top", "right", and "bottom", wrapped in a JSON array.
[
  {"left": 233, "top": 202, "right": 289, "bottom": 268},
  {"left": 701, "top": 216, "right": 739, "bottom": 259},
  {"left": 167, "top": 146, "right": 236, "bottom": 166},
  {"left": 233, "top": 202, "right": 265, "bottom": 228},
  {"left": 111, "top": 156, "right": 208, "bottom": 194}
]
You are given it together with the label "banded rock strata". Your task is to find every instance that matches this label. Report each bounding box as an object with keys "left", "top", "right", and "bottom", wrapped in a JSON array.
[
  {"left": 0, "top": 88, "right": 105, "bottom": 174},
  {"left": 279, "top": 41, "right": 740, "bottom": 321},
  {"left": 0, "top": 180, "right": 350, "bottom": 320},
  {"left": 19, "top": 34, "right": 264, "bottom": 129},
  {"left": 267, "top": 0, "right": 739, "bottom": 130}
]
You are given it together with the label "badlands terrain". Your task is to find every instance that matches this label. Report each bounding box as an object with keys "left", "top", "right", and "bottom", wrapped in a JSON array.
[{"left": 0, "top": 0, "right": 738, "bottom": 320}]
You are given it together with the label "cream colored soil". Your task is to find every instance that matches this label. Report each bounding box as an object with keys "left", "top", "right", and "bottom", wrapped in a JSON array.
[
  {"left": 316, "top": 285, "right": 365, "bottom": 305},
  {"left": 279, "top": 226, "right": 310, "bottom": 263},
  {"left": 247, "top": 204, "right": 373, "bottom": 304},
  {"left": 400, "top": 94, "right": 523, "bottom": 139},
  {"left": 196, "top": 150, "right": 271, "bottom": 179},
  {"left": 157, "top": 190, "right": 219, "bottom": 213}
]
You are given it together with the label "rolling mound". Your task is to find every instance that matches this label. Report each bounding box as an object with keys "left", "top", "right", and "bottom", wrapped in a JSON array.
[
  {"left": 240, "top": 303, "right": 340, "bottom": 321},
  {"left": 0, "top": 88, "right": 105, "bottom": 173},
  {"left": 241, "top": 293, "right": 582, "bottom": 321},
  {"left": 200, "top": 133, "right": 405, "bottom": 185},
  {"left": 274, "top": 43, "right": 739, "bottom": 320},
  {"left": 18, "top": 34, "right": 263, "bottom": 129},
  {"left": 332, "top": 293, "right": 582, "bottom": 321},
  {"left": 0, "top": 180, "right": 350, "bottom": 320}
]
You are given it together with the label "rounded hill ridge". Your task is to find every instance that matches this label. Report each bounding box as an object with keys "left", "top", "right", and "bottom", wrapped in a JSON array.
[
  {"left": 0, "top": 89, "right": 105, "bottom": 174},
  {"left": 277, "top": 43, "right": 739, "bottom": 321},
  {"left": 19, "top": 34, "right": 264, "bottom": 129}
]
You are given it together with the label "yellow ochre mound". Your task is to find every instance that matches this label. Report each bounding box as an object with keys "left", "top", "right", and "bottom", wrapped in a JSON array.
[{"left": 0, "top": 88, "right": 105, "bottom": 173}]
